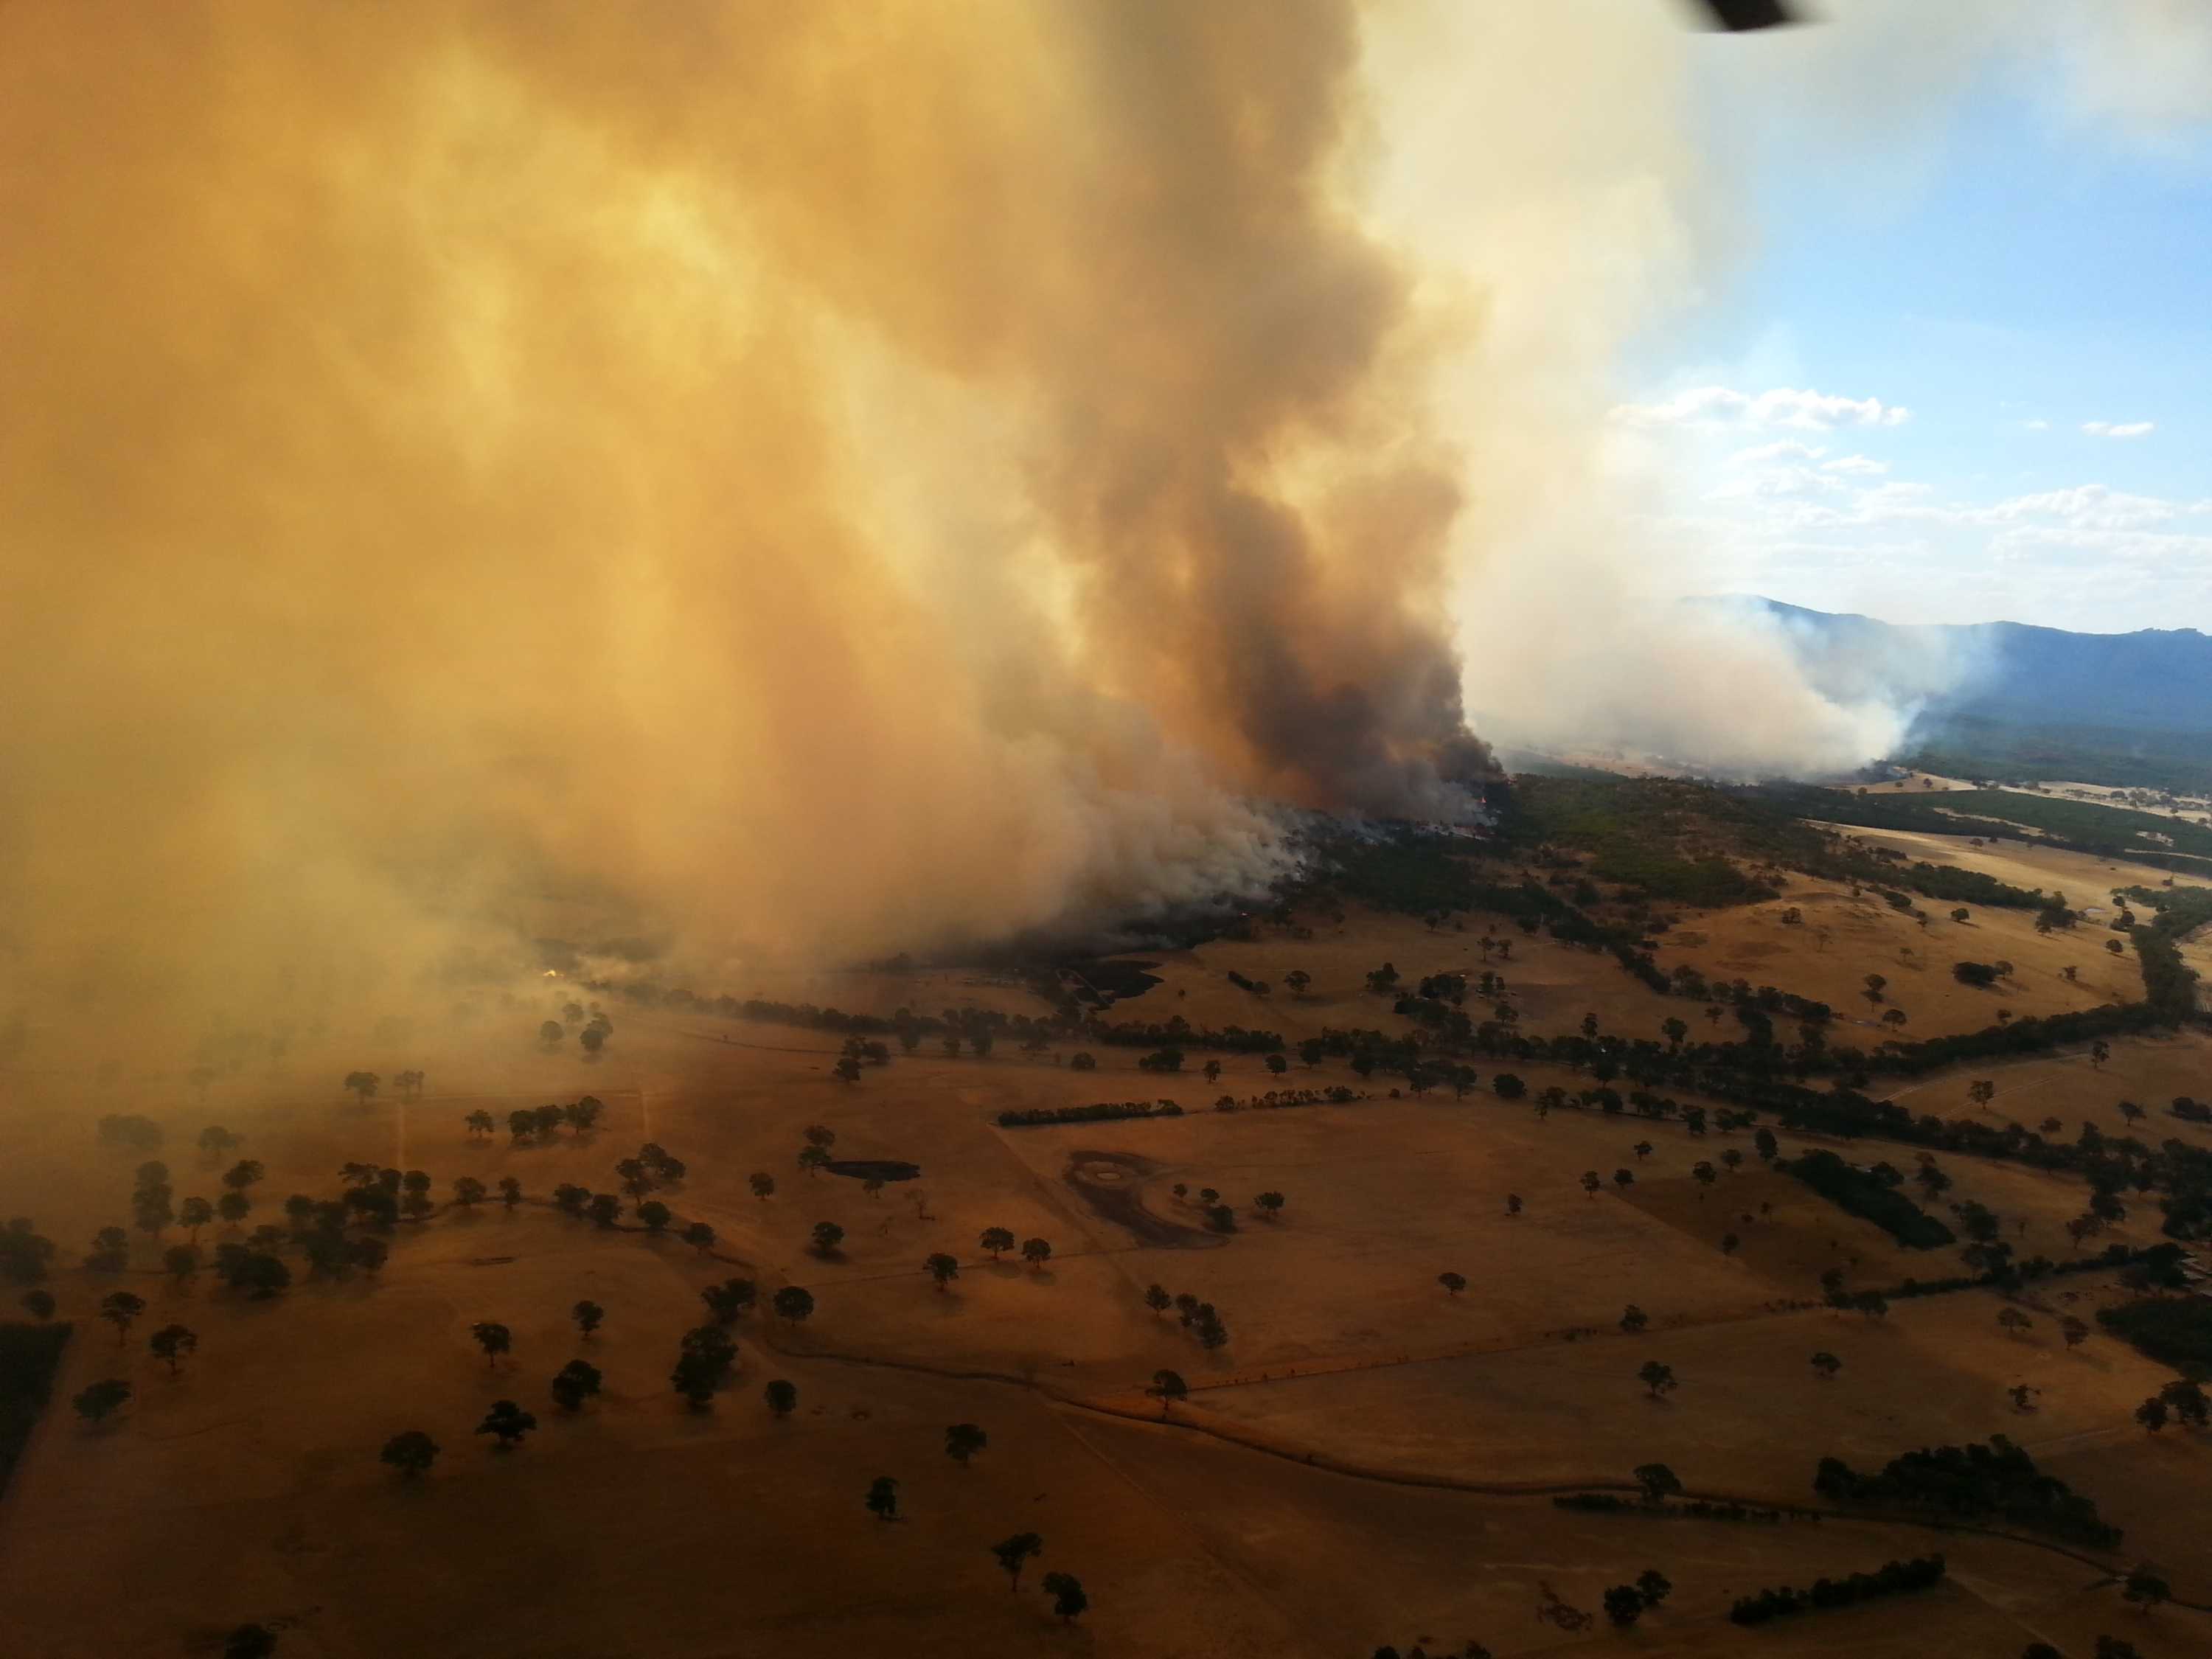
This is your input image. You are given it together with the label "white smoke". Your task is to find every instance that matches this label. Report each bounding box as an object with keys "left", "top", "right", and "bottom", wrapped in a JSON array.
[{"left": 1369, "top": 0, "right": 2212, "bottom": 779}]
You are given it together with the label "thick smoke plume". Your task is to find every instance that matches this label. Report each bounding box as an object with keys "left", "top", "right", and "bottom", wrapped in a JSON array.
[
  {"left": 7, "top": 2, "right": 2192, "bottom": 1061},
  {"left": 1, "top": 0, "right": 1495, "bottom": 1057}
]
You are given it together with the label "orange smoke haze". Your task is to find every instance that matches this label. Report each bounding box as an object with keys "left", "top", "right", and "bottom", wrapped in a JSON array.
[{"left": 1, "top": 1, "right": 1495, "bottom": 1058}]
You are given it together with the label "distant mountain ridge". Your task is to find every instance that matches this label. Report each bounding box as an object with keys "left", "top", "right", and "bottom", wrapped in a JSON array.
[{"left": 1728, "top": 597, "right": 2212, "bottom": 737}]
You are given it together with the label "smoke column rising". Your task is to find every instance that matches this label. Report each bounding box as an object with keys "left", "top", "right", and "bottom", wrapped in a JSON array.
[
  {"left": 15, "top": 1, "right": 2175, "bottom": 1057},
  {"left": 0, "top": 0, "right": 1504, "bottom": 1054}
]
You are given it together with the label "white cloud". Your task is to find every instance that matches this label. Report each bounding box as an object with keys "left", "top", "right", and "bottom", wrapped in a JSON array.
[
  {"left": 2021, "top": 418, "right": 2050, "bottom": 431},
  {"left": 1978, "top": 484, "right": 2212, "bottom": 532},
  {"left": 1820, "top": 454, "right": 1888, "bottom": 476},
  {"left": 1727, "top": 439, "right": 1826, "bottom": 466},
  {"left": 1705, "top": 463, "right": 1848, "bottom": 504},
  {"left": 1609, "top": 385, "right": 1912, "bottom": 431},
  {"left": 2081, "top": 420, "right": 2155, "bottom": 438}
]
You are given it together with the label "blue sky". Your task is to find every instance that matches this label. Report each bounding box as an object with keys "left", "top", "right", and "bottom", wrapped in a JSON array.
[{"left": 1610, "top": 25, "right": 2212, "bottom": 635}]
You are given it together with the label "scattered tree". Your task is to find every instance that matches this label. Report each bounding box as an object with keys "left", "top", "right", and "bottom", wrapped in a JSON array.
[
  {"left": 380, "top": 1429, "right": 439, "bottom": 1477},
  {"left": 773, "top": 1285, "right": 815, "bottom": 1325},
  {"left": 992, "top": 1532, "right": 1045, "bottom": 1590},
  {"left": 100, "top": 1290, "right": 145, "bottom": 1346},
  {"left": 148, "top": 1323, "right": 198, "bottom": 1376},
  {"left": 1438, "top": 1271, "right": 1467, "bottom": 1298},
  {"left": 765, "top": 1379, "right": 798, "bottom": 1418},
  {"left": 85, "top": 1224, "right": 129, "bottom": 1273},
  {"left": 865, "top": 1475, "right": 900, "bottom": 1521},
  {"left": 812, "top": 1220, "right": 846, "bottom": 1257},
  {"left": 1602, "top": 1585, "right": 1646, "bottom": 1627},
  {"left": 2160, "top": 1378, "right": 2211, "bottom": 1428},
  {"left": 1811, "top": 1351, "right": 1842, "bottom": 1380},
  {"left": 1020, "top": 1237, "right": 1053, "bottom": 1271},
  {"left": 74, "top": 1378, "right": 131, "bottom": 1425},
  {"left": 2122, "top": 1567, "right": 2170, "bottom": 1613},
  {"left": 701, "top": 1279, "right": 757, "bottom": 1324},
  {"left": 1150, "top": 1369, "right": 1189, "bottom": 1416},
  {"left": 672, "top": 1326, "right": 738, "bottom": 1408},
  {"left": 470, "top": 1321, "right": 512, "bottom": 1369},
  {"left": 945, "top": 1422, "right": 989, "bottom": 1467},
  {"left": 550, "top": 1358, "right": 603, "bottom": 1411},
  {"left": 980, "top": 1226, "right": 1015, "bottom": 1260},
  {"left": 476, "top": 1399, "right": 537, "bottom": 1447},
  {"left": 1043, "top": 1571, "right": 1089, "bottom": 1625},
  {"left": 1638, "top": 1360, "right": 1677, "bottom": 1399}
]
